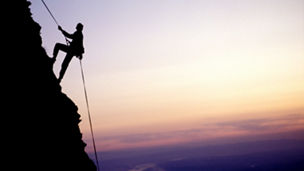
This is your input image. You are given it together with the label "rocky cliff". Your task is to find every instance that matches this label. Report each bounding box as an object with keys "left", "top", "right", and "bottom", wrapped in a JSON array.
[{"left": 6, "top": 1, "right": 97, "bottom": 170}]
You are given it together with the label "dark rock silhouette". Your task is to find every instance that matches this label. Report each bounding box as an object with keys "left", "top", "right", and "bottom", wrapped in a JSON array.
[{"left": 6, "top": 1, "right": 96, "bottom": 170}]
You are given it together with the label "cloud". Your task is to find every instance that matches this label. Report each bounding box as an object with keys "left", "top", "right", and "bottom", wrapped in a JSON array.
[
  {"left": 217, "top": 118, "right": 278, "bottom": 131},
  {"left": 97, "top": 113, "right": 304, "bottom": 151},
  {"left": 101, "top": 128, "right": 203, "bottom": 144},
  {"left": 128, "top": 163, "right": 165, "bottom": 171},
  {"left": 217, "top": 113, "right": 304, "bottom": 132}
]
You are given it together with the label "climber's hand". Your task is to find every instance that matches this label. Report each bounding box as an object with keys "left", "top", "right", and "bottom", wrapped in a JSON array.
[
  {"left": 58, "top": 26, "right": 63, "bottom": 31},
  {"left": 77, "top": 55, "right": 83, "bottom": 60}
]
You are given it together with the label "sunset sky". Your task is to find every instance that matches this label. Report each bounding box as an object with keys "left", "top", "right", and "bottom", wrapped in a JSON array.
[{"left": 30, "top": 0, "right": 304, "bottom": 152}]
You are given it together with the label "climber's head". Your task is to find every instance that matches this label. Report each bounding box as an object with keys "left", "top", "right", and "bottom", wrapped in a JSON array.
[{"left": 76, "top": 23, "right": 83, "bottom": 31}]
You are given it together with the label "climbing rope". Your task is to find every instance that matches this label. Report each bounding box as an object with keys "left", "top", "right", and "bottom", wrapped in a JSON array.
[
  {"left": 41, "top": 0, "right": 70, "bottom": 45},
  {"left": 80, "top": 60, "right": 100, "bottom": 171},
  {"left": 41, "top": 1, "right": 100, "bottom": 170}
]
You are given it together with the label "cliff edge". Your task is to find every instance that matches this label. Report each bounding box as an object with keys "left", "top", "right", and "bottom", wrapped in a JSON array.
[{"left": 6, "top": 1, "right": 97, "bottom": 170}]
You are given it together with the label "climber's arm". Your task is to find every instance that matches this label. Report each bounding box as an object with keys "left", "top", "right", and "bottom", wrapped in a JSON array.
[
  {"left": 58, "top": 26, "right": 73, "bottom": 39},
  {"left": 61, "top": 30, "right": 73, "bottom": 39}
]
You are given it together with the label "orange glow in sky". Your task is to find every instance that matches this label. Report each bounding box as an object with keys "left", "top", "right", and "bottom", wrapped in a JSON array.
[{"left": 30, "top": 0, "right": 304, "bottom": 152}]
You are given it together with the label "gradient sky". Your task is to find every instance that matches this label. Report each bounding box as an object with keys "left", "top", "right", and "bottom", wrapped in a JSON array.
[{"left": 30, "top": 0, "right": 304, "bottom": 152}]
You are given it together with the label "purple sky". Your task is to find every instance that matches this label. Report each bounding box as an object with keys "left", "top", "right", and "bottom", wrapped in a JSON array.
[{"left": 30, "top": 0, "right": 304, "bottom": 152}]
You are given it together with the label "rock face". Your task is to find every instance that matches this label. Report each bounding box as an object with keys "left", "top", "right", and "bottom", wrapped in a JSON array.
[{"left": 6, "top": 1, "right": 96, "bottom": 170}]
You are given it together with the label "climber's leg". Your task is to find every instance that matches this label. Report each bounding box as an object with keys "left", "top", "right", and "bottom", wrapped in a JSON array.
[
  {"left": 58, "top": 53, "right": 73, "bottom": 83},
  {"left": 53, "top": 43, "right": 68, "bottom": 60}
]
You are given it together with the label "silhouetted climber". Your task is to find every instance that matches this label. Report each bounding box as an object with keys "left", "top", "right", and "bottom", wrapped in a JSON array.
[{"left": 52, "top": 23, "right": 84, "bottom": 83}]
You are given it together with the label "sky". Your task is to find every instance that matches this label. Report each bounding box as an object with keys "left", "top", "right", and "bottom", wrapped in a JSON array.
[{"left": 30, "top": 0, "right": 304, "bottom": 152}]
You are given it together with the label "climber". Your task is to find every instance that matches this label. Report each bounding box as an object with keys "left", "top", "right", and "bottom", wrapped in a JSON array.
[{"left": 52, "top": 23, "right": 85, "bottom": 83}]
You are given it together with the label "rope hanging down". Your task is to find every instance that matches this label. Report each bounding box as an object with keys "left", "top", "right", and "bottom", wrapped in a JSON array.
[
  {"left": 80, "top": 60, "right": 101, "bottom": 171},
  {"left": 41, "top": 1, "right": 100, "bottom": 170}
]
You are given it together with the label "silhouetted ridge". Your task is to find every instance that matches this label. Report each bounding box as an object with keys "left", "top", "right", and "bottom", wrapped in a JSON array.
[{"left": 6, "top": 1, "right": 96, "bottom": 170}]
